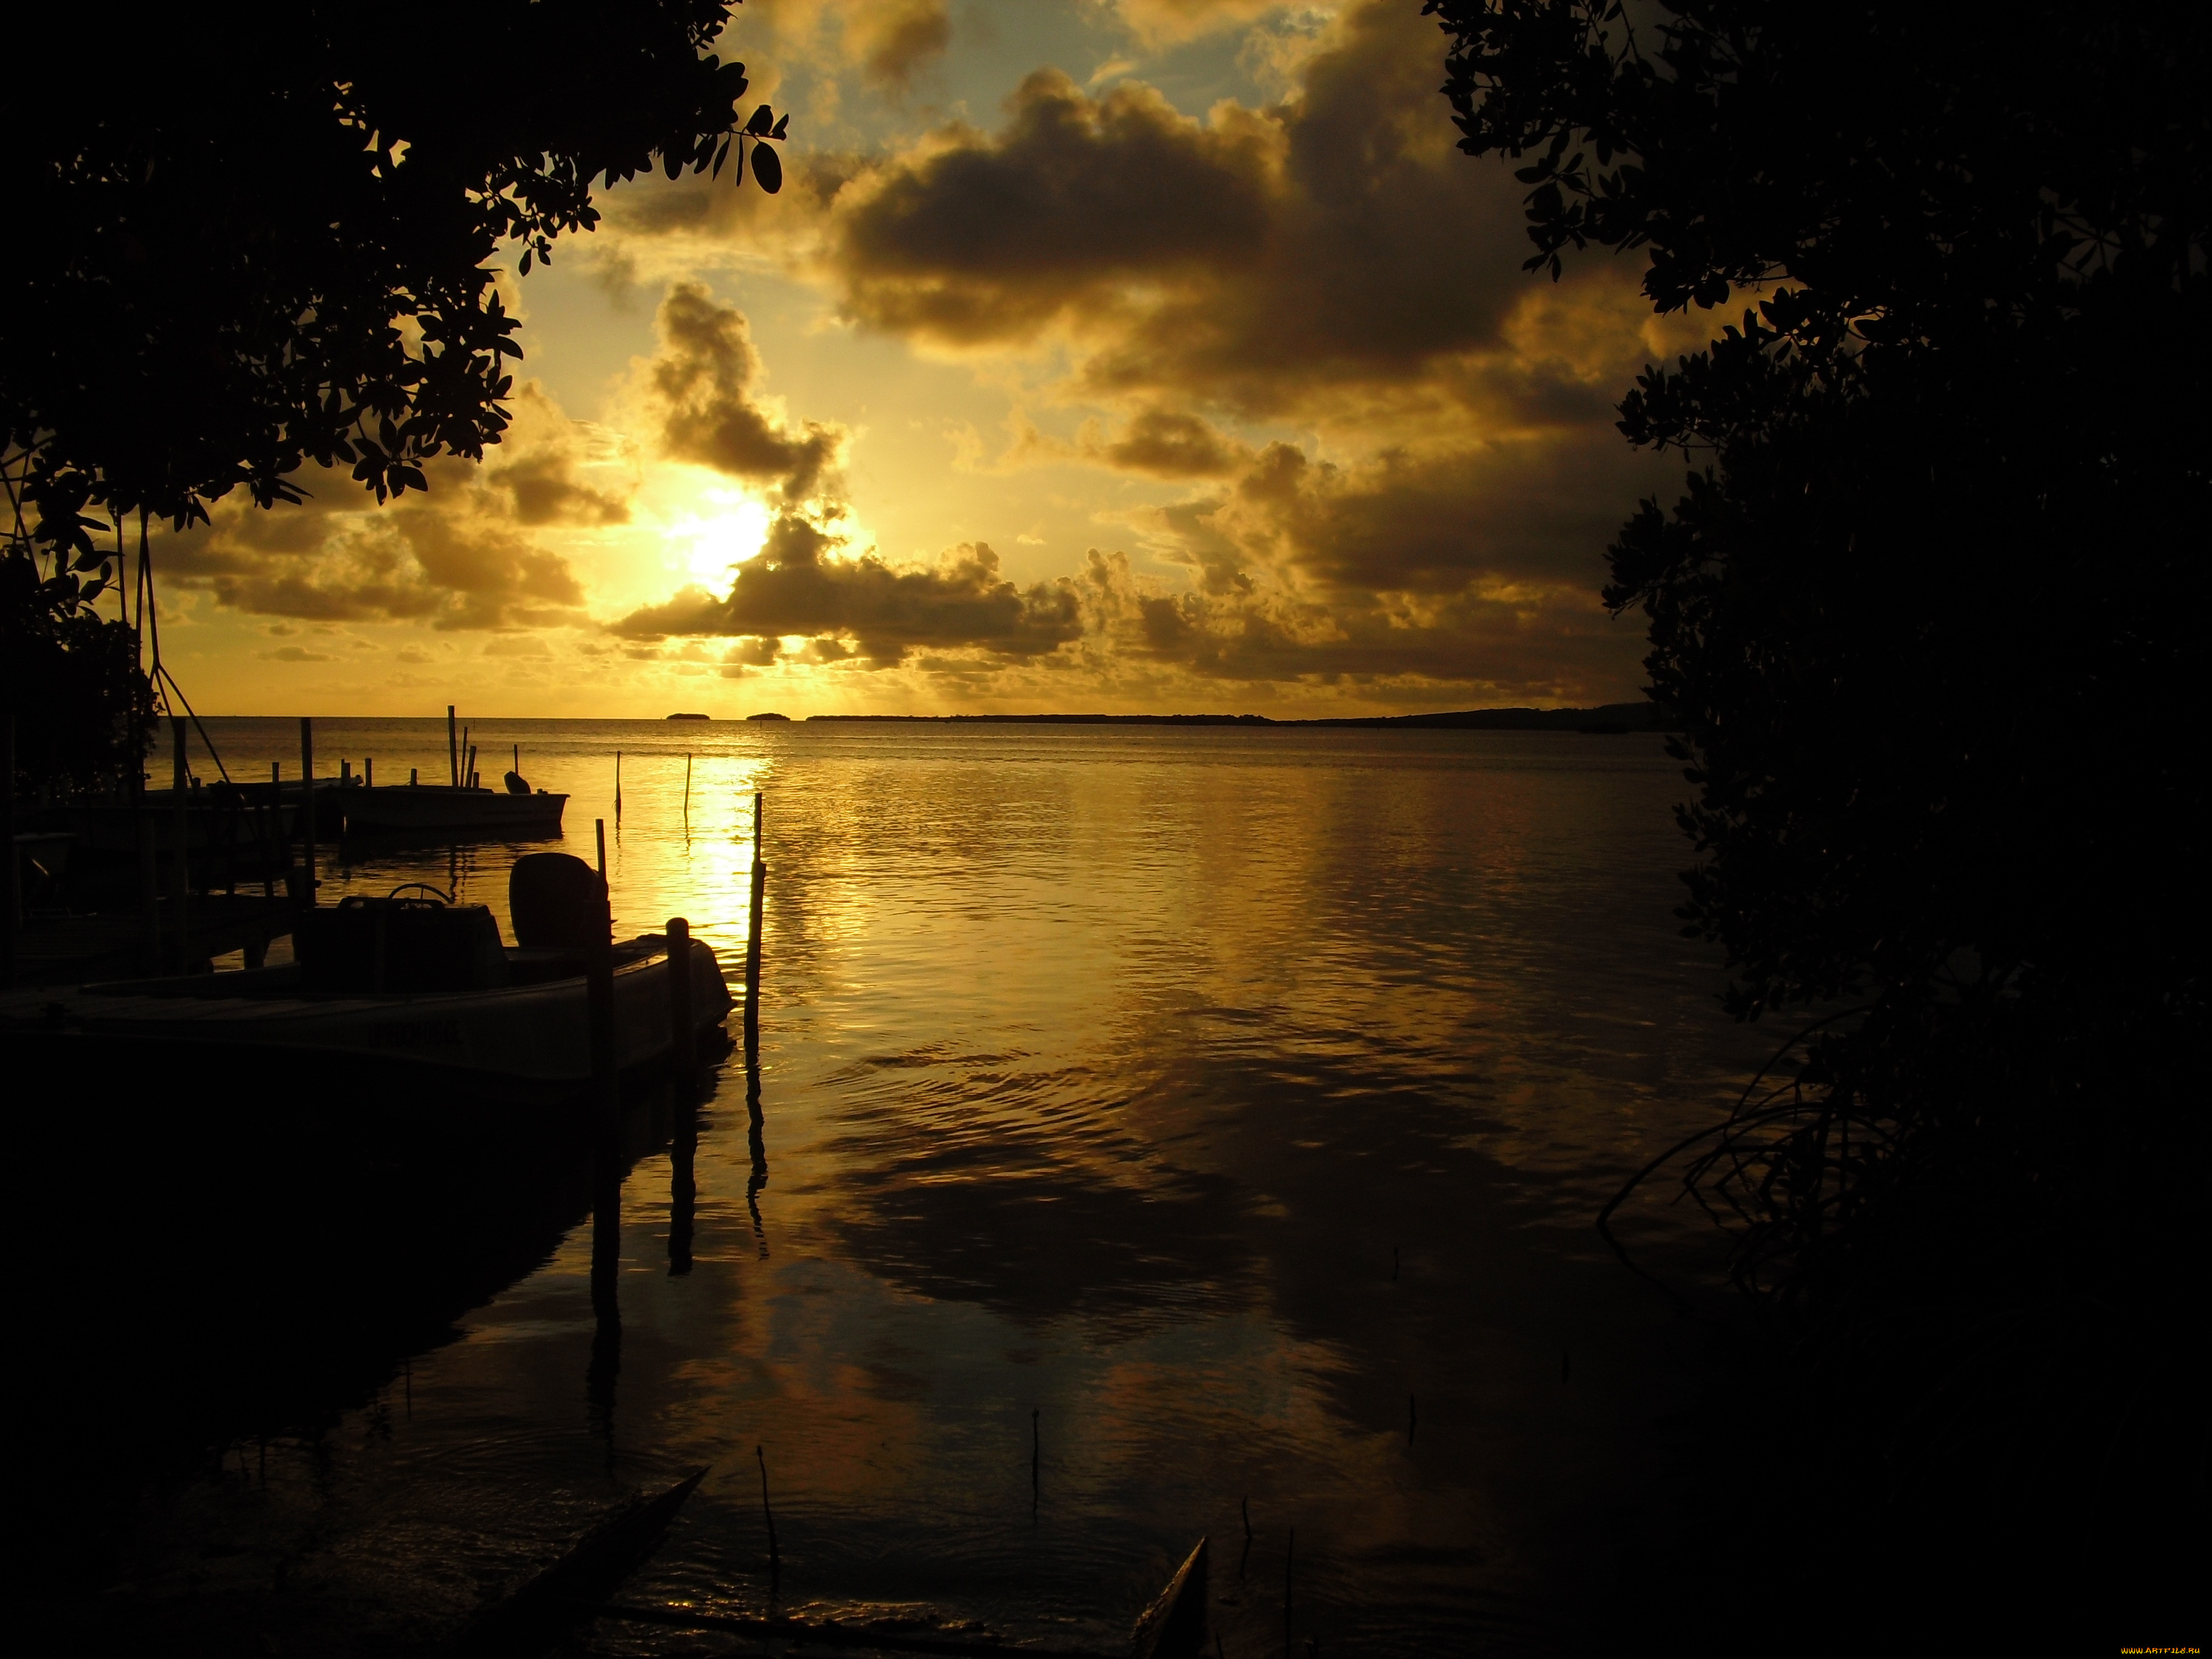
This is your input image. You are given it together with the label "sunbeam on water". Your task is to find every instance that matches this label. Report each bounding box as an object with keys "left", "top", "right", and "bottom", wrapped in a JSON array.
[{"left": 26, "top": 720, "right": 1776, "bottom": 1656}]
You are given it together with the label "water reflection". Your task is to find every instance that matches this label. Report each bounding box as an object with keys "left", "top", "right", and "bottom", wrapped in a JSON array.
[{"left": 32, "top": 720, "right": 1777, "bottom": 1655}]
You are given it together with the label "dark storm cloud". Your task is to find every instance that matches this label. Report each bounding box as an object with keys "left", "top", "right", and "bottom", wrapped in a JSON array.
[
  {"left": 1095, "top": 407, "right": 1252, "bottom": 478},
  {"left": 825, "top": 0, "right": 1540, "bottom": 414},
  {"left": 1073, "top": 543, "right": 1642, "bottom": 700},
  {"left": 611, "top": 515, "right": 1083, "bottom": 667},
  {"left": 1221, "top": 435, "right": 1668, "bottom": 595},
  {"left": 830, "top": 69, "right": 1276, "bottom": 344},
  {"left": 648, "top": 282, "right": 845, "bottom": 501}
]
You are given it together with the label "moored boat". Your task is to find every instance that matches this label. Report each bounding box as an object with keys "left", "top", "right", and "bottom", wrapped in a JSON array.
[
  {"left": 2, "top": 933, "right": 728, "bottom": 1094},
  {"left": 339, "top": 783, "right": 567, "bottom": 836},
  {"left": 0, "top": 854, "right": 726, "bottom": 1096}
]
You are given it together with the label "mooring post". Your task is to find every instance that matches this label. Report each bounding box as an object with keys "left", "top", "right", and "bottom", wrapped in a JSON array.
[
  {"left": 615, "top": 749, "right": 623, "bottom": 820},
  {"left": 446, "top": 705, "right": 458, "bottom": 788},
  {"left": 587, "top": 818, "right": 620, "bottom": 1142},
  {"left": 298, "top": 717, "right": 317, "bottom": 912},
  {"left": 745, "top": 791, "right": 765, "bottom": 1056},
  {"left": 586, "top": 823, "right": 622, "bottom": 1378},
  {"left": 666, "top": 916, "right": 697, "bottom": 1099},
  {"left": 1, "top": 712, "right": 17, "bottom": 990},
  {"left": 668, "top": 912, "right": 699, "bottom": 1278},
  {"left": 171, "top": 715, "right": 191, "bottom": 971}
]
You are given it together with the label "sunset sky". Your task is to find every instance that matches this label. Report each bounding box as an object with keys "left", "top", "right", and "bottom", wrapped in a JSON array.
[{"left": 153, "top": 0, "right": 1706, "bottom": 719}]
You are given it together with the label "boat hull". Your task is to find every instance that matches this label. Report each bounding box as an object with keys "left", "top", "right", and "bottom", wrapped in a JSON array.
[
  {"left": 1, "top": 936, "right": 731, "bottom": 1098},
  {"left": 338, "top": 785, "right": 567, "bottom": 836}
]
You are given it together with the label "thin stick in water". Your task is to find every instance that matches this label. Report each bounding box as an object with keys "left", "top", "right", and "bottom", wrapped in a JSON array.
[{"left": 756, "top": 1444, "right": 780, "bottom": 1580}]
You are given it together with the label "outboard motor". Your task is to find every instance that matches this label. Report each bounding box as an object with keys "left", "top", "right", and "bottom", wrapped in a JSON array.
[{"left": 509, "top": 852, "right": 605, "bottom": 950}]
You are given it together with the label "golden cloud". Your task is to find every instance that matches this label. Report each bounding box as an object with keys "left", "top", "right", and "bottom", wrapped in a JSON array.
[
  {"left": 648, "top": 282, "right": 846, "bottom": 503},
  {"left": 610, "top": 516, "right": 1084, "bottom": 668}
]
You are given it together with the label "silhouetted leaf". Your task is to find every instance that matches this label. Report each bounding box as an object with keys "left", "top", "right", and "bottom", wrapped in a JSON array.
[{"left": 752, "top": 142, "right": 782, "bottom": 195}]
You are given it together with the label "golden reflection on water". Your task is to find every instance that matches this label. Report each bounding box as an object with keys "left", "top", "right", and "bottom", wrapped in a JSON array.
[{"left": 62, "top": 719, "right": 1774, "bottom": 1655}]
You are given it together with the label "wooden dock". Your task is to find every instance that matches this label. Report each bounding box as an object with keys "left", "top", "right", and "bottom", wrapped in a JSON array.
[{"left": 10, "top": 896, "right": 294, "bottom": 987}]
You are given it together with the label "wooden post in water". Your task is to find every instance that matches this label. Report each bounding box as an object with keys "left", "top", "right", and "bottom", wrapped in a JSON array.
[
  {"left": 586, "top": 818, "right": 622, "bottom": 1180},
  {"left": 745, "top": 791, "right": 765, "bottom": 1056},
  {"left": 756, "top": 1444, "right": 781, "bottom": 1589},
  {"left": 666, "top": 908, "right": 700, "bottom": 1278},
  {"left": 614, "top": 750, "right": 623, "bottom": 820},
  {"left": 683, "top": 752, "right": 692, "bottom": 825},
  {"left": 446, "top": 705, "right": 458, "bottom": 788},
  {"left": 665, "top": 916, "right": 697, "bottom": 1100},
  {"left": 171, "top": 716, "right": 191, "bottom": 970},
  {"left": 298, "top": 717, "right": 317, "bottom": 911}
]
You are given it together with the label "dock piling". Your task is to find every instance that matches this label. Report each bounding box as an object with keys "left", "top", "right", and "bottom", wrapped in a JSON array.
[
  {"left": 586, "top": 819, "right": 620, "bottom": 1139},
  {"left": 745, "top": 792, "right": 765, "bottom": 1055},
  {"left": 447, "top": 705, "right": 458, "bottom": 788},
  {"left": 666, "top": 916, "right": 697, "bottom": 1099},
  {"left": 298, "top": 717, "right": 317, "bottom": 910}
]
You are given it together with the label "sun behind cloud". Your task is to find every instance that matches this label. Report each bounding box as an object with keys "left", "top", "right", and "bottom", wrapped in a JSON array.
[{"left": 681, "top": 493, "right": 776, "bottom": 589}]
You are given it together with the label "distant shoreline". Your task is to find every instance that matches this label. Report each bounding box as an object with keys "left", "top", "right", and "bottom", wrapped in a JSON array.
[{"left": 795, "top": 702, "right": 1672, "bottom": 732}]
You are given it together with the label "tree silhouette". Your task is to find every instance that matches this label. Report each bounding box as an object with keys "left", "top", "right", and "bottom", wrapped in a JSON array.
[
  {"left": 1432, "top": 0, "right": 2206, "bottom": 1619},
  {"left": 3, "top": 2, "right": 786, "bottom": 567}
]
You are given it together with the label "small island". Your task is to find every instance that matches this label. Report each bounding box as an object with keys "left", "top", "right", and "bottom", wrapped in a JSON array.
[
  {"left": 665, "top": 712, "right": 711, "bottom": 721},
  {"left": 746, "top": 711, "right": 791, "bottom": 722}
]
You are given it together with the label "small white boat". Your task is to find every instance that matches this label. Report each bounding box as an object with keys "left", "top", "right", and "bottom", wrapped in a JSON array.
[{"left": 340, "top": 783, "right": 567, "bottom": 836}]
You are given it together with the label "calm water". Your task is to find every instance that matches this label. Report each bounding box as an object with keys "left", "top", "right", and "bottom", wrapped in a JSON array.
[{"left": 37, "top": 719, "right": 1775, "bottom": 1655}]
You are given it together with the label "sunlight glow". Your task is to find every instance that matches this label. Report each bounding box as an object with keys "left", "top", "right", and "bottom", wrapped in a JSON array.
[{"left": 680, "top": 495, "right": 774, "bottom": 590}]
